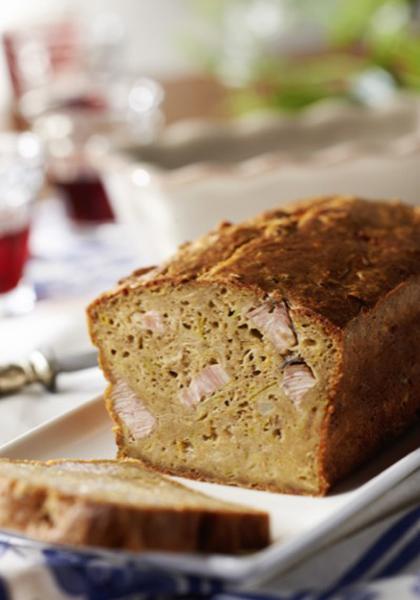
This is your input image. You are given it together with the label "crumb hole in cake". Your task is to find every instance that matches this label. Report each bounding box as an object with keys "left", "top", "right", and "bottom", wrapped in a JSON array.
[
  {"left": 122, "top": 351, "right": 130, "bottom": 358},
  {"left": 238, "top": 323, "right": 248, "bottom": 330},
  {"left": 302, "top": 338, "right": 317, "bottom": 348},
  {"left": 211, "top": 321, "right": 219, "bottom": 328},
  {"left": 272, "top": 428, "right": 282, "bottom": 438},
  {"left": 138, "top": 338, "right": 143, "bottom": 349},
  {"left": 250, "top": 328, "right": 263, "bottom": 340},
  {"left": 228, "top": 308, "right": 234, "bottom": 316},
  {"left": 110, "top": 349, "right": 117, "bottom": 356},
  {"left": 202, "top": 428, "right": 218, "bottom": 441},
  {"left": 169, "top": 370, "right": 178, "bottom": 378},
  {"left": 108, "top": 318, "right": 114, "bottom": 325},
  {"left": 127, "top": 335, "right": 134, "bottom": 343},
  {"left": 180, "top": 440, "right": 192, "bottom": 452},
  {"left": 208, "top": 300, "right": 215, "bottom": 308},
  {"left": 220, "top": 287, "right": 227, "bottom": 295},
  {"left": 39, "top": 511, "right": 54, "bottom": 527},
  {"left": 182, "top": 322, "right": 191, "bottom": 330}
]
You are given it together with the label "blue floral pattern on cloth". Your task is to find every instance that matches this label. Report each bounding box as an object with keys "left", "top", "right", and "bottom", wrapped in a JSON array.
[
  {"left": 42, "top": 548, "right": 223, "bottom": 599},
  {"left": 0, "top": 537, "right": 225, "bottom": 599}
]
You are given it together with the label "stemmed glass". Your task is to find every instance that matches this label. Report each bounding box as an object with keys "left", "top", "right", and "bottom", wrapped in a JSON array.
[
  {"left": 21, "top": 76, "right": 163, "bottom": 225},
  {"left": 0, "top": 133, "right": 44, "bottom": 317}
]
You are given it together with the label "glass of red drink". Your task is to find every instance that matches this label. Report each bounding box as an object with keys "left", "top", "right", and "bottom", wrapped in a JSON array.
[
  {"left": 21, "top": 76, "right": 163, "bottom": 225},
  {"left": 0, "top": 133, "right": 43, "bottom": 316}
]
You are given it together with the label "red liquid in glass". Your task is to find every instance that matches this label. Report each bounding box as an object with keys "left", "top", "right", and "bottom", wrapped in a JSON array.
[
  {"left": 55, "top": 176, "right": 114, "bottom": 223},
  {"left": 0, "top": 226, "right": 30, "bottom": 293}
]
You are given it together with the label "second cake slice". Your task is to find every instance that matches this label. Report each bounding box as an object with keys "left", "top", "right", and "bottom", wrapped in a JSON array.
[{"left": 0, "top": 458, "right": 269, "bottom": 553}]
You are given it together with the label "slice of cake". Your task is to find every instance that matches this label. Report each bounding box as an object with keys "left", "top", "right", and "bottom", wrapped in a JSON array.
[
  {"left": 0, "top": 459, "right": 269, "bottom": 552},
  {"left": 88, "top": 196, "right": 420, "bottom": 495}
]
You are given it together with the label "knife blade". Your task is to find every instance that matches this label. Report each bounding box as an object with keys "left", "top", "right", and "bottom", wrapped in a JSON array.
[
  {"left": 0, "top": 348, "right": 98, "bottom": 396},
  {"left": 49, "top": 350, "right": 99, "bottom": 373}
]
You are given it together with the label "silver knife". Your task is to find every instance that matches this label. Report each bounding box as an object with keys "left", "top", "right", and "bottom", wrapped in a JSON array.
[{"left": 0, "top": 349, "right": 98, "bottom": 396}]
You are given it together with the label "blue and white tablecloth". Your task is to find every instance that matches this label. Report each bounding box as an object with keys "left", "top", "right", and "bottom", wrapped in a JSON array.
[{"left": 27, "top": 197, "right": 141, "bottom": 302}]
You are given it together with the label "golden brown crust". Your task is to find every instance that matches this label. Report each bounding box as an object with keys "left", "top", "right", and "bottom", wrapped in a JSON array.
[
  {"left": 89, "top": 196, "right": 420, "bottom": 330},
  {"left": 320, "top": 275, "right": 420, "bottom": 485},
  {"left": 208, "top": 197, "right": 420, "bottom": 328},
  {"left": 0, "top": 459, "right": 269, "bottom": 553}
]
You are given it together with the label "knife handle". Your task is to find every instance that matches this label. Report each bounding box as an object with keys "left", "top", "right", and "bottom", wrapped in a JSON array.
[{"left": 0, "top": 351, "right": 56, "bottom": 396}]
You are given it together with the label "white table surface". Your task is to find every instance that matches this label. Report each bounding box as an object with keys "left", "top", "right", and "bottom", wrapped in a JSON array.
[{"left": 0, "top": 297, "right": 106, "bottom": 446}]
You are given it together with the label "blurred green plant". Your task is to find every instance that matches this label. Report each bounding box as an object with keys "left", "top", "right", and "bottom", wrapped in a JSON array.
[
  {"left": 183, "top": 0, "right": 420, "bottom": 113},
  {"left": 330, "top": 0, "right": 420, "bottom": 85}
]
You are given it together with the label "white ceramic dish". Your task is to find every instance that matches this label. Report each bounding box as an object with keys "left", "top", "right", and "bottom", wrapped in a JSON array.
[
  {"left": 97, "top": 96, "right": 420, "bottom": 261},
  {"left": 0, "top": 396, "right": 419, "bottom": 584}
]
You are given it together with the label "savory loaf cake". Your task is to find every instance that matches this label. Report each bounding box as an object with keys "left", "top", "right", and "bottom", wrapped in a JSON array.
[
  {"left": 88, "top": 196, "right": 420, "bottom": 495},
  {"left": 0, "top": 458, "right": 269, "bottom": 552}
]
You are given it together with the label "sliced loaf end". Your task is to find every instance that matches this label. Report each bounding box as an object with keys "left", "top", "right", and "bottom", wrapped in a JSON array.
[
  {"left": 88, "top": 278, "right": 340, "bottom": 496},
  {"left": 0, "top": 458, "right": 270, "bottom": 553}
]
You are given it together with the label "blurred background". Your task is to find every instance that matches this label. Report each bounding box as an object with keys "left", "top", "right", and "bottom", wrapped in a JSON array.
[
  {"left": 4, "top": 0, "right": 420, "bottom": 119},
  {"left": 1, "top": 0, "right": 420, "bottom": 316},
  {"left": 3, "top": 0, "right": 420, "bottom": 117},
  {"left": 2, "top": 0, "right": 420, "bottom": 309}
]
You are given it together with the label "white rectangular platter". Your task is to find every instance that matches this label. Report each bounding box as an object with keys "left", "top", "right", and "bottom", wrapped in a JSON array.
[{"left": 0, "top": 396, "right": 419, "bottom": 585}]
